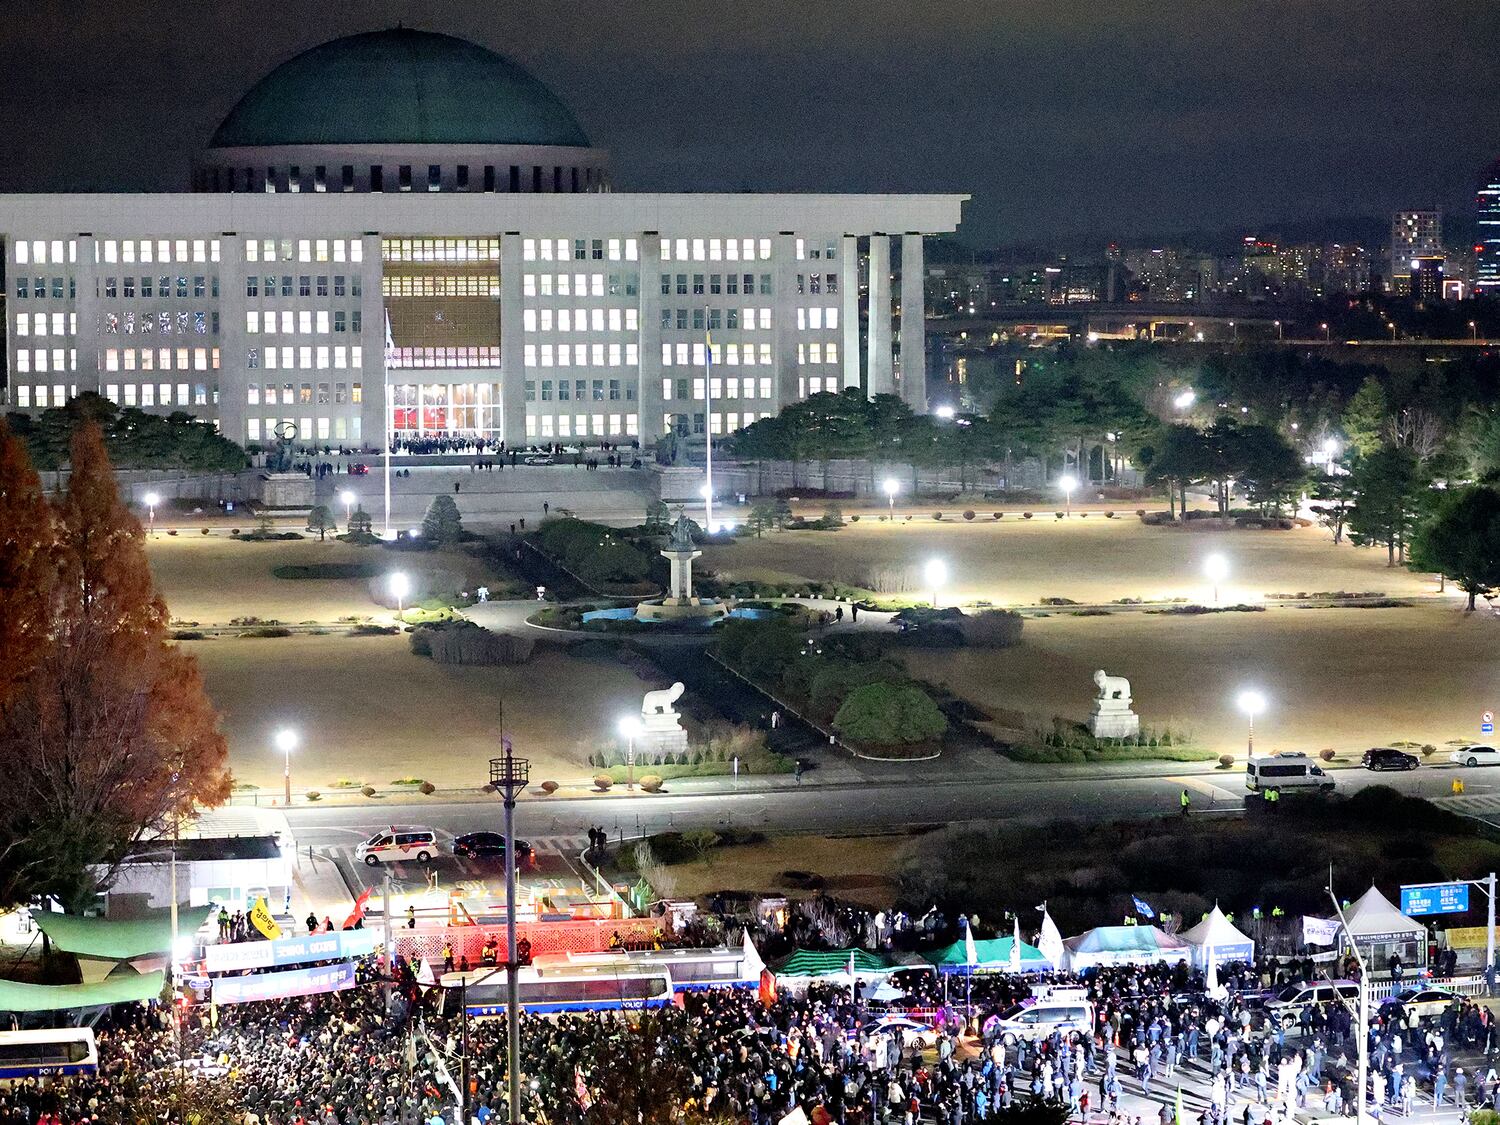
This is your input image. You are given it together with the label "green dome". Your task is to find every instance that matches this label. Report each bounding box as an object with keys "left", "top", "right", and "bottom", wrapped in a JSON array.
[{"left": 211, "top": 29, "right": 591, "bottom": 149}]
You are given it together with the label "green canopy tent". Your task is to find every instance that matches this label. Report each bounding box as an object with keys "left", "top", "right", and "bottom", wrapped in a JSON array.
[
  {"left": 774, "top": 948, "right": 893, "bottom": 982},
  {"left": 0, "top": 971, "right": 166, "bottom": 1013},
  {"left": 32, "top": 907, "right": 215, "bottom": 960},
  {"left": 925, "top": 936, "right": 1051, "bottom": 973}
]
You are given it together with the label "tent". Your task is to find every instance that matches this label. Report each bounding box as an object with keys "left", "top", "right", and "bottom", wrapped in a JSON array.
[
  {"left": 0, "top": 971, "right": 166, "bottom": 1013},
  {"left": 774, "top": 948, "right": 894, "bottom": 983},
  {"left": 926, "top": 936, "right": 1052, "bottom": 973},
  {"left": 1062, "top": 925, "right": 1191, "bottom": 971},
  {"left": 1181, "top": 906, "right": 1255, "bottom": 969},
  {"left": 1343, "top": 886, "right": 1428, "bottom": 970},
  {"left": 32, "top": 907, "right": 215, "bottom": 960}
]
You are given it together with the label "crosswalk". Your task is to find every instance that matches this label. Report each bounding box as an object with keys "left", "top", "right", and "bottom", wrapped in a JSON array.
[{"left": 1439, "top": 794, "right": 1500, "bottom": 817}]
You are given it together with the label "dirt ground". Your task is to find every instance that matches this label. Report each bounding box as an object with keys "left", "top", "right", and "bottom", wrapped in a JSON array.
[
  {"left": 188, "top": 634, "right": 650, "bottom": 790},
  {"left": 703, "top": 518, "right": 1435, "bottom": 606},
  {"left": 147, "top": 536, "right": 501, "bottom": 624},
  {"left": 903, "top": 604, "right": 1500, "bottom": 758},
  {"left": 655, "top": 834, "right": 908, "bottom": 906}
]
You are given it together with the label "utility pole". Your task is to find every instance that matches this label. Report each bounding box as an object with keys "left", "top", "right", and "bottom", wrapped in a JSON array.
[
  {"left": 1329, "top": 888, "right": 1369, "bottom": 1125},
  {"left": 382, "top": 870, "right": 395, "bottom": 1007},
  {"left": 489, "top": 742, "right": 530, "bottom": 1125}
]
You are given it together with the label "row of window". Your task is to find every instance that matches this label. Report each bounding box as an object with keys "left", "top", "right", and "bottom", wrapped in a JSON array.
[
  {"left": 522, "top": 238, "right": 640, "bottom": 263},
  {"left": 97, "top": 239, "right": 220, "bottom": 265},
  {"left": 662, "top": 412, "right": 772, "bottom": 437},
  {"left": 14, "top": 384, "right": 76, "bottom": 408},
  {"left": 659, "top": 238, "right": 772, "bottom": 263},
  {"left": 247, "top": 239, "right": 365, "bottom": 265},
  {"left": 661, "top": 342, "right": 774, "bottom": 367},
  {"left": 247, "top": 310, "right": 362, "bottom": 335},
  {"left": 795, "top": 273, "right": 840, "bottom": 295},
  {"left": 208, "top": 161, "right": 602, "bottom": 196},
  {"left": 383, "top": 275, "right": 499, "bottom": 298},
  {"left": 14, "top": 277, "right": 76, "bottom": 300},
  {"left": 660, "top": 307, "right": 774, "bottom": 332},
  {"left": 662, "top": 377, "right": 775, "bottom": 402},
  {"left": 13, "top": 240, "right": 75, "bottom": 266},
  {"left": 527, "top": 413, "right": 640, "bottom": 439},
  {"left": 102, "top": 347, "right": 219, "bottom": 372},
  {"left": 660, "top": 273, "right": 775, "bottom": 297},
  {"left": 247, "top": 275, "right": 362, "bottom": 299},
  {"left": 795, "top": 307, "right": 841, "bottom": 331},
  {"left": 14, "top": 312, "right": 76, "bottom": 337},
  {"left": 247, "top": 416, "right": 362, "bottom": 443},
  {"left": 522, "top": 273, "right": 638, "bottom": 298},
  {"left": 245, "top": 345, "right": 364, "bottom": 371},
  {"left": 13, "top": 350, "right": 74, "bottom": 374},
  {"left": 523, "top": 308, "right": 640, "bottom": 333},
  {"left": 795, "top": 343, "right": 841, "bottom": 365},
  {"left": 794, "top": 239, "right": 840, "bottom": 261},
  {"left": 523, "top": 343, "right": 641, "bottom": 368},
  {"left": 105, "top": 275, "right": 218, "bottom": 300},
  {"left": 104, "top": 311, "right": 215, "bottom": 336},
  {"left": 387, "top": 347, "right": 501, "bottom": 369},
  {"left": 524, "top": 378, "right": 639, "bottom": 403},
  {"left": 381, "top": 238, "right": 498, "bottom": 263},
  {"left": 100, "top": 383, "right": 210, "bottom": 407},
  {"left": 247, "top": 382, "right": 362, "bottom": 406}
]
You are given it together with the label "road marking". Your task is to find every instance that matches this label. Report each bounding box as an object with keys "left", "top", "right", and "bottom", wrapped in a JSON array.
[{"left": 1168, "top": 775, "right": 1241, "bottom": 802}]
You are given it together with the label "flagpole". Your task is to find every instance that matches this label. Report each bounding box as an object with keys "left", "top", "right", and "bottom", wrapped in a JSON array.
[{"left": 703, "top": 307, "right": 714, "bottom": 533}]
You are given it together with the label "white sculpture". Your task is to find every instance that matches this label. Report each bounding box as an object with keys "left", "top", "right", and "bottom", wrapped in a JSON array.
[
  {"left": 641, "top": 682, "right": 686, "bottom": 716},
  {"left": 1089, "top": 668, "right": 1141, "bottom": 740}
]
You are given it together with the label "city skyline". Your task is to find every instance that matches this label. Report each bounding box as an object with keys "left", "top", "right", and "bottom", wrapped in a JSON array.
[{"left": 0, "top": 1, "right": 1497, "bottom": 245}]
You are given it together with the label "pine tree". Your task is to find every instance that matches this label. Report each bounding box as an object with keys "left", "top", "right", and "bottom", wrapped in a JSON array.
[
  {"left": 306, "top": 504, "right": 336, "bottom": 541},
  {"left": 422, "top": 494, "right": 464, "bottom": 544}
]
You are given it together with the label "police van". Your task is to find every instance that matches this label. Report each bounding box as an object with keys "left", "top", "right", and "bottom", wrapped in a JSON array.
[
  {"left": 993, "top": 986, "right": 1094, "bottom": 1043},
  {"left": 1245, "top": 752, "right": 1335, "bottom": 796}
]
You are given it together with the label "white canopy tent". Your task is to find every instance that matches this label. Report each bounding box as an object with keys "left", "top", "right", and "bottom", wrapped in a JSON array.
[
  {"left": 1343, "top": 886, "right": 1428, "bottom": 971},
  {"left": 1181, "top": 906, "right": 1255, "bottom": 969}
]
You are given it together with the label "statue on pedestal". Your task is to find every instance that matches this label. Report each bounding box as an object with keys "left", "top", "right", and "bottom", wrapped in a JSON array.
[
  {"left": 639, "top": 682, "right": 689, "bottom": 757},
  {"left": 1089, "top": 669, "right": 1141, "bottom": 739}
]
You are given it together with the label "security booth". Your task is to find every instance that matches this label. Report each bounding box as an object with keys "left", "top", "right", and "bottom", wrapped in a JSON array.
[{"left": 1343, "top": 886, "right": 1428, "bottom": 976}]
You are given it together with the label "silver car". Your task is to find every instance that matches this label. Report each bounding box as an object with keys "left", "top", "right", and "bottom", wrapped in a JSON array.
[{"left": 1450, "top": 745, "right": 1500, "bottom": 767}]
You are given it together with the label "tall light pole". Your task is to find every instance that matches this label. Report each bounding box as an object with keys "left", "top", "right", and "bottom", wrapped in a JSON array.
[
  {"left": 489, "top": 745, "right": 530, "bottom": 1125},
  {"left": 1472, "top": 321, "right": 1480, "bottom": 342},
  {"left": 1237, "top": 689, "right": 1267, "bottom": 759},
  {"left": 144, "top": 491, "right": 160, "bottom": 538},
  {"left": 1274, "top": 320, "right": 1282, "bottom": 341},
  {"left": 1322, "top": 436, "right": 1340, "bottom": 474},
  {"left": 883, "top": 477, "right": 899, "bottom": 520},
  {"left": 389, "top": 571, "right": 409, "bottom": 621},
  {"left": 1320, "top": 322, "right": 1330, "bottom": 342},
  {"left": 275, "top": 727, "right": 298, "bottom": 805},
  {"left": 1329, "top": 888, "right": 1371, "bottom": 1125},
  {"left": 1228, "top": 320, "right": 1237, "bottom": 342},
  {"left": 617, "top": 715, "right": 643, "bottom": 791},
  {"left": 1173, "top": 388, "right": 1196, "bottom": 412},
  {"left": 340, "top": 489, "right": 356, "bottom": 526},
  {"left": 1060, "top": 473, "right": 1078, "bottom": 518},
  {"left": 1204, "top": 553, "right": 1229, "bottom": 605},
  {"left": 924, "top": 558, "right": 948, "bottom": 609}
]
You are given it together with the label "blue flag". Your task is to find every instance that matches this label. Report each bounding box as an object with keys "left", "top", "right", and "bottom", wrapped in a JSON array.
[{"left": 1132, "top": 895, "right": 1156, "bottom": 919}]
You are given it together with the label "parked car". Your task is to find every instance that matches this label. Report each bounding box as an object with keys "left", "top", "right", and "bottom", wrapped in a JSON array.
[
  {"left": 993, "top": 994, "right": 1095, "bottom": 1043},
  {"left": 348, "top": 463, "right": 369, "bottom": 475},
  {"left": 1380, "top": 986, "right": 1462, "bottom": 1022},
  {"left": 1363, "top": 747, "right": 1419, "bottom": 771},
  {"left": 1263, "top": 980, "right": 1360, "bottom": 1026},
  {"left": 1245, "top": 752, "right": 1335, "bottom": 795},
  {"left": 1450, "top": 745, "right": 1500, "bottom": 767},
  {"left": 355, "top": 826, "right": 437, "bottom": 866},
  {"left": 452, "top": 832, "right": 534, "bottom": 863},
  {"left": 857, "top": 1016, "right": 940, "bottom": 1049},
  {"left": 523, "top": 455, "right": 556, "bottom": 466}
]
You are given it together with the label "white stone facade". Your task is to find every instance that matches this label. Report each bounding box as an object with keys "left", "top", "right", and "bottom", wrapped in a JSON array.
[{"left": 1, "top": 193, "right": 965, "bottom": 449}]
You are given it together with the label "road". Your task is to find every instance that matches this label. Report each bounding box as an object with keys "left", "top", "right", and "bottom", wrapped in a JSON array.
[{"left": 280, "top": 760, "right": 1497, "bottom": 850}]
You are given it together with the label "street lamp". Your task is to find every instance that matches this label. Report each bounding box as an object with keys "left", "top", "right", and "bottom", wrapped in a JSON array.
[
  {"left": 1060, "top": 473, "right": 1078, "bottom": 517},
  {"left": 1204, "top": 553, "right": 1229, "bottom": 605},
  {"left": 1320, "top": 322, "right": 1330, "bottom": 342},
  {"left": 934, "top": 404, "right": 956, "bottom": 420},
  {"left": 274, "top": 727, "right": 297, "bottom": 805},
  {"left": 388, "top": 571, "right": 409, "bottom": 620},
  {"left": 1228, "top": 320, "right": 1237, "bottom": 342},
  {"left": 144, "top": 491, "right": 160, "bottom": 537},
  {"left": 487, "top": 745, "right": 530, "bottom": 1125},
  {"left": 1237, "top": 689, "right": 1267, "bottom": 759},
  {"left": 1472, "top": 321, "right": 1480, "bottom": 342},
  {"left": 339, "top": 489, "right": 356, "bottom": 525},
  {"left": 1322, "top": 436, "right": 1340, "bottom": 473},
  {"left": 617, "top": 715, "right": 644, "bottom": 792},
  {"left": 882, "top": 477, "right": 899, "bottom": 520},
  {"left": 924, "top": 558, "right": 948, "bottom": 609},
  {"left": 1172, "top": 388, "right": 1196, "bottom": 411},
  {"left": 1274, "top": 320, "right": 1282, "bottom": 341}
]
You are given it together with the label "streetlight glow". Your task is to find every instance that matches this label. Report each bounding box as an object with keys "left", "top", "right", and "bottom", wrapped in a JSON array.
[
  {"left": 1237, "top": 688, "right": 1267, "bottom": 760},
  {"left": 882, "top": 477, "right": 899, "bottom": 519},
  {"left": 274, "top": 727, "right": 298, "bottom": 805},
  {"left": 389, "top": 571, "right": 410, "bottom": 618},
  {"left": 617, "top": 715, "right": 644, "bottom": 791},
  {"left": 933, "top": 404, "right": 956, "bottom": 420},
  {"left": 1060, "top": 473, "right": 1078, "bottom": 517},
  {"left": 1204, "top": 553, "right": 1229, "bottom": 604},
  {"left": 339, "top": 489, "right": 356, "bottom": 523},
  {"left": 1173, "top": 389, "right": 1196, "bottom": 411},
  {"left": 924, "top": 558, "right": 948, "bottom": 608},
  {"left": 143, "top": 491, "right": 161, "bottom": 537}
]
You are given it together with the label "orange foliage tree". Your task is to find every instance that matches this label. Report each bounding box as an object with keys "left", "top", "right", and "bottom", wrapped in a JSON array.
[{"left": 0, "top": 422, "right": 230, "bottom": 910}]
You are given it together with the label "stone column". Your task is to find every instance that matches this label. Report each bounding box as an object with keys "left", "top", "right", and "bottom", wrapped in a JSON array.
[
  {"left": 358, "top": 234, "right": 385, "bottom": 451},
  {"left": 841, "top": 235, "right": 860, "bottom": 390},
  {"left": 73, "top": 235, "right": 101, "bottom": 395},
  {"left": 636, "top": 232, "right": 664, "bottom": 443},
  {"left": 499, "top": 232, "right": 527, "bottom": 446},
  {"left": 216, "top": 234, "right": 248, "bottom": 442},
  {"left": 866, "top": 234, "right": 893, "bottom": 395},
  {"left": 772, "top": 232, "right": 799, "bottom": 408},
  {"left": 899, "top": 232, "right": 927, "bottom": 413}
]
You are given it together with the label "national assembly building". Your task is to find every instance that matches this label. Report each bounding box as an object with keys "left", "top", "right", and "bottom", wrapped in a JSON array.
[{"left": 1, "top": 29, "right": 965, "bottom": 450}]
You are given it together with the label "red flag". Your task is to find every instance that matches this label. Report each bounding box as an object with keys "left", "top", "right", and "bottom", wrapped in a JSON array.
[
  {"left": 342, "top": 887, "right": 373, "bottom": 930},
  {"left": 759, "top": 968, "right": 778, "bottom": 1010}
]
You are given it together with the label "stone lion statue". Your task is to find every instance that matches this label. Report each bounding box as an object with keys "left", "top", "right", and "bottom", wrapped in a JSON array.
[
  {"left": 641, "top": 682, "right": 686, "bottom": 716},
  {"left": 1093, "top": 669, "right": 1132, "bottom": 703}
]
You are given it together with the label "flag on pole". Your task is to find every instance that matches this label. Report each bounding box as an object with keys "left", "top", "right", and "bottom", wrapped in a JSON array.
[
  {"left": 414, "top": 957, "right": 436, "bottom": 986},
  {"left": 1132, "top": 895, "right": 1157, "bottom": 919},
  {"left": 1175, "top": 1087, "right": 1184, "bottom": 1125},
  {"left": 1037, "top": 905, "right": 1065, "bottom": 970},
  {"left": 1204, "top": 952, "right": 1219, "bottom": 998},
  {"left": 341, "top": 886, "right": 373, "bottom": 931},
  {"left": 848, "top": 949, "right": 858, "bottom": 981},
  {"left": 759, "top": 968, "right": 778, "bottom": 1010},
  {"left": 249, "top": 896, "right": 281, "bottom": 940},
  {"left": 963, "top": 919, "right": 978, "bottom": 968},
  {"left": 1009, "top": 915, "right": 1023, "bottom": 973}
]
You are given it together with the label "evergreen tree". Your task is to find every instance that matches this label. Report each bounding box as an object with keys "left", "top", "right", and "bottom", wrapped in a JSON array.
[
  {"left": 306, "top": 504, "right": 336, "bottom": 541},
  {"left": 422, "top": 494, "right": 464, "bottom": 544},
  {"left": 1347, "top": 444, "right": 1424, "bottom": 566},
  {"left": 347, "top": 507, "right": 374, "bottom": 536},
  {"left": 1410, "top": 485, "right": 1500, "bottom": 610}
]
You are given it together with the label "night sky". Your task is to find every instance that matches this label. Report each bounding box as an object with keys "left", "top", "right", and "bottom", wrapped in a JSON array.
[{"left": 2, "top": 1, "right": 1497, "bottom": 247}]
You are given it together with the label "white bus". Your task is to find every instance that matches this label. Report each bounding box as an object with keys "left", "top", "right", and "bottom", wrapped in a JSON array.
[
  {"left": 0, "top": 1028, "right": 98, "bottom": 1082},
  {"left": 1245, "top": 752, "right": 1335, "bottom": 795}
]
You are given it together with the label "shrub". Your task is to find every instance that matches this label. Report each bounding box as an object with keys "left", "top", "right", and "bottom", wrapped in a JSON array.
[
  {"left": 414, "top": 621, "right": 534, "bottom": 665},
  {"left": 421, "top": 494, "right": 465, "bottom": 544},
  {"left": 960, "top": 609, "right": 1024, "bottom": 648},
  {"left": 201, "top": 527, "right": 211, "bottom": 535},
  {"left": 231, "top": 528, "right": 241, "bottom": 536},
  {"left": 351, "top": 623, "right": 398, "bottom": 636},
  {"left": 1218, "top": 754, "right": 1236, "bottom": 769},
  {"left": 1318, "top": 748, "right": 1336, "bottom": 762},
  {"left": 305, "top": 790, "right": 321, "bottom": 801},
  {"left": 540, "top": 780, "right": 560, "bottom": 795},
  {"left": 1421, "top": 744, "right": 1437, "bottom": 757},
  {"left": 1022, "top": 512, "right": 1033, "bottom": 519},
  {"left": 933, "top": 512, "right": 943, "bottom": 521},
  {"left": 1136, "top": 509, "right": 1146, "bottom": 517},
  {"left": 1055, "top": 512, "right": 1065, "bottom": 519},
  {"left": 963, "top": 510, "right": 976, "bottom": 521},
  {"left": 833, "top": 682, "right": 948, "bottom": 747},
  {"left": 243, "top": 626, "right": 293, "bottom": 638},
  {"left": 639, "top": 775, "right": 664, "bottom": 793},
  {"left": 171, "top": 630, "right": 206, "bottom": 641},
  {"left": 419, "top": 781, "right": 436, "bottom": 795},
  {"left": 360, "top": 785, "right": 377, "bottom": 797},
  {"left": 849, "top": 514, "right": 860, "bottom": 522},
  {"left": 992, "top": 512, "right": 1003, "bottom": 520},
  {"left": 1105, "top": 511, "right": 1116, "bottom": 518},
  {"left": 593, "top": 774, "right": 614, "bottom": 792},
  {"left": 167, "top": 529, "right": 178, "bottom": 536}
]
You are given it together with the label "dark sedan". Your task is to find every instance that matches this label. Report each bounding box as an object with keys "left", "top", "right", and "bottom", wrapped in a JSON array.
[
  {"left": 453, "top": 832, "right": 534, "bottom": 863},
  {"left": 1362, "top": 747, "right": 1419, "bottom": 771}
]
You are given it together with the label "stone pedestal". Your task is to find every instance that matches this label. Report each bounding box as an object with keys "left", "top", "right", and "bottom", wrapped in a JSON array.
[
  {"left": 1088, "top": 668, "right": 1141, "bottom": 740},
  {"left": 640, "top": 711, "right": 689, "bottom": 758},
  {"left": 258, "top": 472, "right": 315, "bottom": 510}
]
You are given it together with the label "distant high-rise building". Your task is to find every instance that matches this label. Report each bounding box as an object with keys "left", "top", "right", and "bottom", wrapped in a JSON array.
[
  {"left": 1477, "top": 158, "right": 1500, "bottom": 295},
  {"left": 1409, "top": 255, "right": 1446, "bottom": 303},
  {"left": 1390, "top": 209, "right": 1443, "bottom": 294}
]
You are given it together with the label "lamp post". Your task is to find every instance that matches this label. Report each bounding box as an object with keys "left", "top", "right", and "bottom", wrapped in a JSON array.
[
  {"left": 1060, "top": 473, "right": 1078, "bottom": 518},
  {"left": 883, "top": 477, "right": 899, "bottom": 520},
  {"left": 1274, "top": 320, "right": 1282, "bottom": 341},
  {"left": 389, "top": 571, "right": 409, "bottom": 621},
  {"left": 1328, "top": 888, "right": 1371, "bottom": 1125},
  {"left": 1204, "top": 553, "right": 1229, "bottom": 606},
  {"left": 1322, "top": 436, "right": 1340, "bottom": 474},
  {"left": 1172, "top": 388, "right": 1196, "bottom": 412},
  {"left": 1472, "top": 321, "right": 1480, "bottom": 342},
  {"left": 1237, "top": 689, "right": 1267, "bottom": 759},
  {"left": 340, "top": 489, "right": 356, "bottom": 525},
  {"left": 488, "top": 745, "right": 530, "bottom": 1125},
  {"left": 1320, "top": 322, "right": 1330, "bottom": 342},
  {"left": 617, "top": 715, "right": 643, "bottom": 791},
  {"left": 275, "top": 727, "right": 297, "bottom": 805},
  {"left": 1228, "top": 320, "right": 1237, "bottom": 343},
  {"left": 144, "top": 491, "right": 160, "bottom": 538},
  {"left": 924, "top": 558, "right": 948, "bottom": 609}
]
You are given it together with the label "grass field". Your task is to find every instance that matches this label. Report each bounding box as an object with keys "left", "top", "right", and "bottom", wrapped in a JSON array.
[
  {"left": 648, "top": 833, "right": 908, "bottom": 906},
  {"left": 189, "top": 633, "right": 651, "bottom": 790}
]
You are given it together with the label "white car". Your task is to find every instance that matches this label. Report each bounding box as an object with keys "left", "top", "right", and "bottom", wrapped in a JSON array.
[
  {"left": 1451, "top": 745, "right": 1500, "bottom": 767},
  {"left": 1381, "top": 987, "right": 1462, "bottom": 1022},
  {"left": 355, "top": 826, "right": 438, "bottom": 866},
  {"left": 860, "top": 1016, "right": 940, "bottom": 1049}
]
